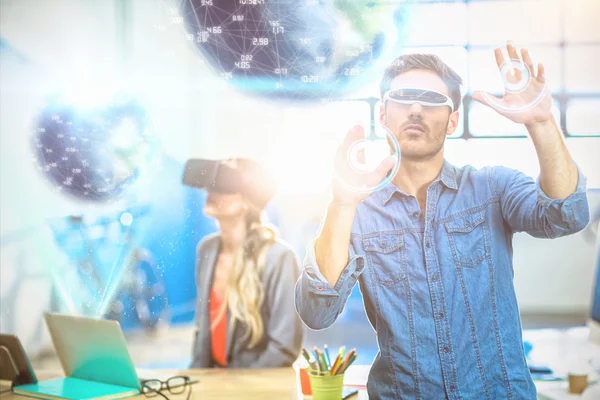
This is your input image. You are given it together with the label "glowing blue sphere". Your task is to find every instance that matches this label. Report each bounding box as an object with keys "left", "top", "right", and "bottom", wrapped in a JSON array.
[
  {"left": 181, "top": 0, "right": 403, "bottom": 100},
  {"left": 33, "top": 95, "right": 157, "bottom": 202}
]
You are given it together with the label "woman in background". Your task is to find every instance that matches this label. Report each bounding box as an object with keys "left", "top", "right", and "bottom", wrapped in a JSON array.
[{"left": 189, "top": 158, "right": 303, "bottom": 368}]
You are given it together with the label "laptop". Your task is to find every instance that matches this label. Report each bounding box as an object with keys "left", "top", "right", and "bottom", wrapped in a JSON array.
[
  {"left": 0, "top": 334, "right": 37, "bottom": 387},
  {"left": 14, "top": 313, "right": 193, "bottom": 400}
]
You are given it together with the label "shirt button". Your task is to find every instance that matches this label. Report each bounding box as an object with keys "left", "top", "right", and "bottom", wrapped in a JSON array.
[
  {"left": 443, "top": 346, "right": 449, "bottom": 354},
  {"left": 432, "top": 274, "right": 439, "bottom": 282},
  {"left": 412, "top": 212, "right": 419, "bottom": 218},
  {"left": 425, "top": 241, "right": 431, "bottom": 248},
  {"left": 439, "top": 312, "right": 444, "bottom": 319},
  {"left": 450, "top": 385, "right": 455, "bottom": 392}
]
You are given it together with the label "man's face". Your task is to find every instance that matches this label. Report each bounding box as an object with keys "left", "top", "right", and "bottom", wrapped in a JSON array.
[{"left": 380, "top": 69, "right": 460, "bottom": 161}]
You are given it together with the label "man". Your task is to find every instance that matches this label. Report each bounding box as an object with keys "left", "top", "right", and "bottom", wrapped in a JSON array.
[{"left": 295, "top": 43, "right": 590, "bottom": 399}]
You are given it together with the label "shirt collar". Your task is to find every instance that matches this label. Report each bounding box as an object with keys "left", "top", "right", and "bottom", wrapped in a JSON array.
[
  {"left": 377, "top": 181, "right": 402, "bottom": 206},
  {"left": 440, "top": 160, "right": 458, "bottom": 191},
  {"left": 378, "top": 160, "right": 458, "bottom": 206}
]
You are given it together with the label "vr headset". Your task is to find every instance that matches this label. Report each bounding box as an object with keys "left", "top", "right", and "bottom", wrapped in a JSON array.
[
  {"left": 383, "top": 87, "right": 455, "bottom": 111},
  {"left": 182, "top": 159, "right": 274, "bottom": 209}
]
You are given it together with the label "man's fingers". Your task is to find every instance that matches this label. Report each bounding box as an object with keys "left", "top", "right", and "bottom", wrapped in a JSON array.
[
  {"left": 520, "top": 48, "right": 535, "bottom": 75},
  {"left": 368, "top": 155, "right": 397, "bottom": 184},
  {"left": 494, "top": 47, "right": 506, "bottom": 70},
  {"left": 505, "top": 42, "right": 522, "bottom": 82},
  {"left": 335, "top": 124, "right": 364, "bottom": 162},
  {"left": 505, "top": 65, "right": 521, "bottom": 84},
  {"left": 472, "top": 90, "right": 503, "bottom": 111},
  {"left": 537, "top": 63, "right": 546, "bottom": 84},
  {"left": 341, "top": 124, "right": 365, "bottom": 151},
  {"left": 471, "top": 91, "right": 485, "bottom": 105},
  {"left": 472, "top": 90, "right": 490, "bottom": 105},
  {"left": 506, "top": 41, "right": 520, "bottom": 62},
  {"left": 356, "top": 147, "right": 366, "bottom": 166},
  {"left": 377, "top": 155, "right": 397, "bottom": 175}
]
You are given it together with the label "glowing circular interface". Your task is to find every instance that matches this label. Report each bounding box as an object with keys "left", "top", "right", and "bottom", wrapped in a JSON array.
[
  {"left": 481, "top": 58, "right": 548, "bottom": 114},
  {"left": 334, "top": 123, "right": 400, "bottom": 194}
]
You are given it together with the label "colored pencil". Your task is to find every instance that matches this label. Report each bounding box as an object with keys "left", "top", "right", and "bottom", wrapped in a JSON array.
[
  {"left": 336, "top": 348, "right": 356, "bottom": 375},
  {"left": 315, "top": 348, "right": 326, "bottom": 371},
  {"left": 331, "top": 346, "right": 346, "bottom": 375},
  {"left": 339, "top": 353, "right": 357, "bottom": 374},
  {"left": 301, "top": 348, "right": 311, "bottom": 363},
  {"left": 330, "top": 353, "right": 341, "bottom": 375},
  {"left": 312, "top": 348, "right": 321, "bottom": 371},
  {"left": 301, "top": 348, "right": 318, "bottom": 371},
  {"left": 324, "top": 344, "right": 332, "bottom": 369},
  {"left": 321, "top": 351, "right": 329, "bottom": 372}
]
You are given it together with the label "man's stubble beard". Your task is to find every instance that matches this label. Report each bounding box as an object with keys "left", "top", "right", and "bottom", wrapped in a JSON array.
[
  {"left": 398, "top": 123, "right": 448, "bottom": 162},
  {"left": 385, "top": 112, "right": 450, "bottom": 162}
]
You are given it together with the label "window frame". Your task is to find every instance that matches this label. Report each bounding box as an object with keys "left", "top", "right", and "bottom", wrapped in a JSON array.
[{"left": 335, "top": 0, "right": 599, "bottom": 139}]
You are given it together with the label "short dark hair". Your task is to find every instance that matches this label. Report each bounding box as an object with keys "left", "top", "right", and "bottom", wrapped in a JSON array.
[{"left": 379, "top": 53, "right": 464, "bottom": 112}]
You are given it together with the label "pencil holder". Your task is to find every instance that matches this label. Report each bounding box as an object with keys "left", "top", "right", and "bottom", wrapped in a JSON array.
[{"left": 307, "top": 370, "right": 344, "bottom": 400}]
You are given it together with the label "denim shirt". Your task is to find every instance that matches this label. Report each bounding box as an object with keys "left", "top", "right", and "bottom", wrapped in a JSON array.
[{"left": 295, "top": 161, "right": 590, "bottom": 400}]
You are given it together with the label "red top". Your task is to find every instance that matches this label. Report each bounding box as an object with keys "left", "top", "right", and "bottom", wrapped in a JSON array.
[{"left": 210, "top": 288, "right": 227, "bottom": 367}]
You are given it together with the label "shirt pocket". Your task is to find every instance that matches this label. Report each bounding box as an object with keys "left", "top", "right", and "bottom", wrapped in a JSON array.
[
  {"left": 362, "top": 232, "right": 406, "bottom": 286},
  {"left": 444, "top": 209, "right": 489, "bottom": 268}
]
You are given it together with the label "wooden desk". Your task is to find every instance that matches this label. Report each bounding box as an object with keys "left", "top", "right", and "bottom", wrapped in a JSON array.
[{"left": 1, "top": 368, "right": 303, "bottom": 400}]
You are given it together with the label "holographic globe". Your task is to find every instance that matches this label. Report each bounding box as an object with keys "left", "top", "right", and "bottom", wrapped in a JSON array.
[
  {"left": 32, "top": 94, "right": 157, "bottom": 202},
  {"left": 180, "top": 0, "right": 403, "bottom": 100}
]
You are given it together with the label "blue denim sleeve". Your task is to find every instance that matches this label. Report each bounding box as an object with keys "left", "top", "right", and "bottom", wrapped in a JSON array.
[
  {"left": 294, "top": 237, "right": 365, "bottom": 330},
  {"left": 490, "top": 164, "right": 590, "bottom": 238}
]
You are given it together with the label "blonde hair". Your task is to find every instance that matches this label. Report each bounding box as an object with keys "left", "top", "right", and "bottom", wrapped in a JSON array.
[{"left": 212, "top": 207, "right": 276, "bottom": 349}]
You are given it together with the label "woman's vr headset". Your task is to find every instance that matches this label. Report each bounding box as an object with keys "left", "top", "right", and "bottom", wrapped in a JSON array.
[{"left": 182, "top": 158, "right": 275, "bottom": 210}]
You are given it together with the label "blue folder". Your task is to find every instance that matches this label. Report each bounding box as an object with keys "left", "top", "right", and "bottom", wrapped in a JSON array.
[{"left": 13, "top": 377, "right": 139, "bottom": 400}]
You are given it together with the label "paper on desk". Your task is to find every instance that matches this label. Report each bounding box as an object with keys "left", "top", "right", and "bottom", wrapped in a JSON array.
[{"left": 343, "top": 365, "right": 370, "bottom": 388}]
